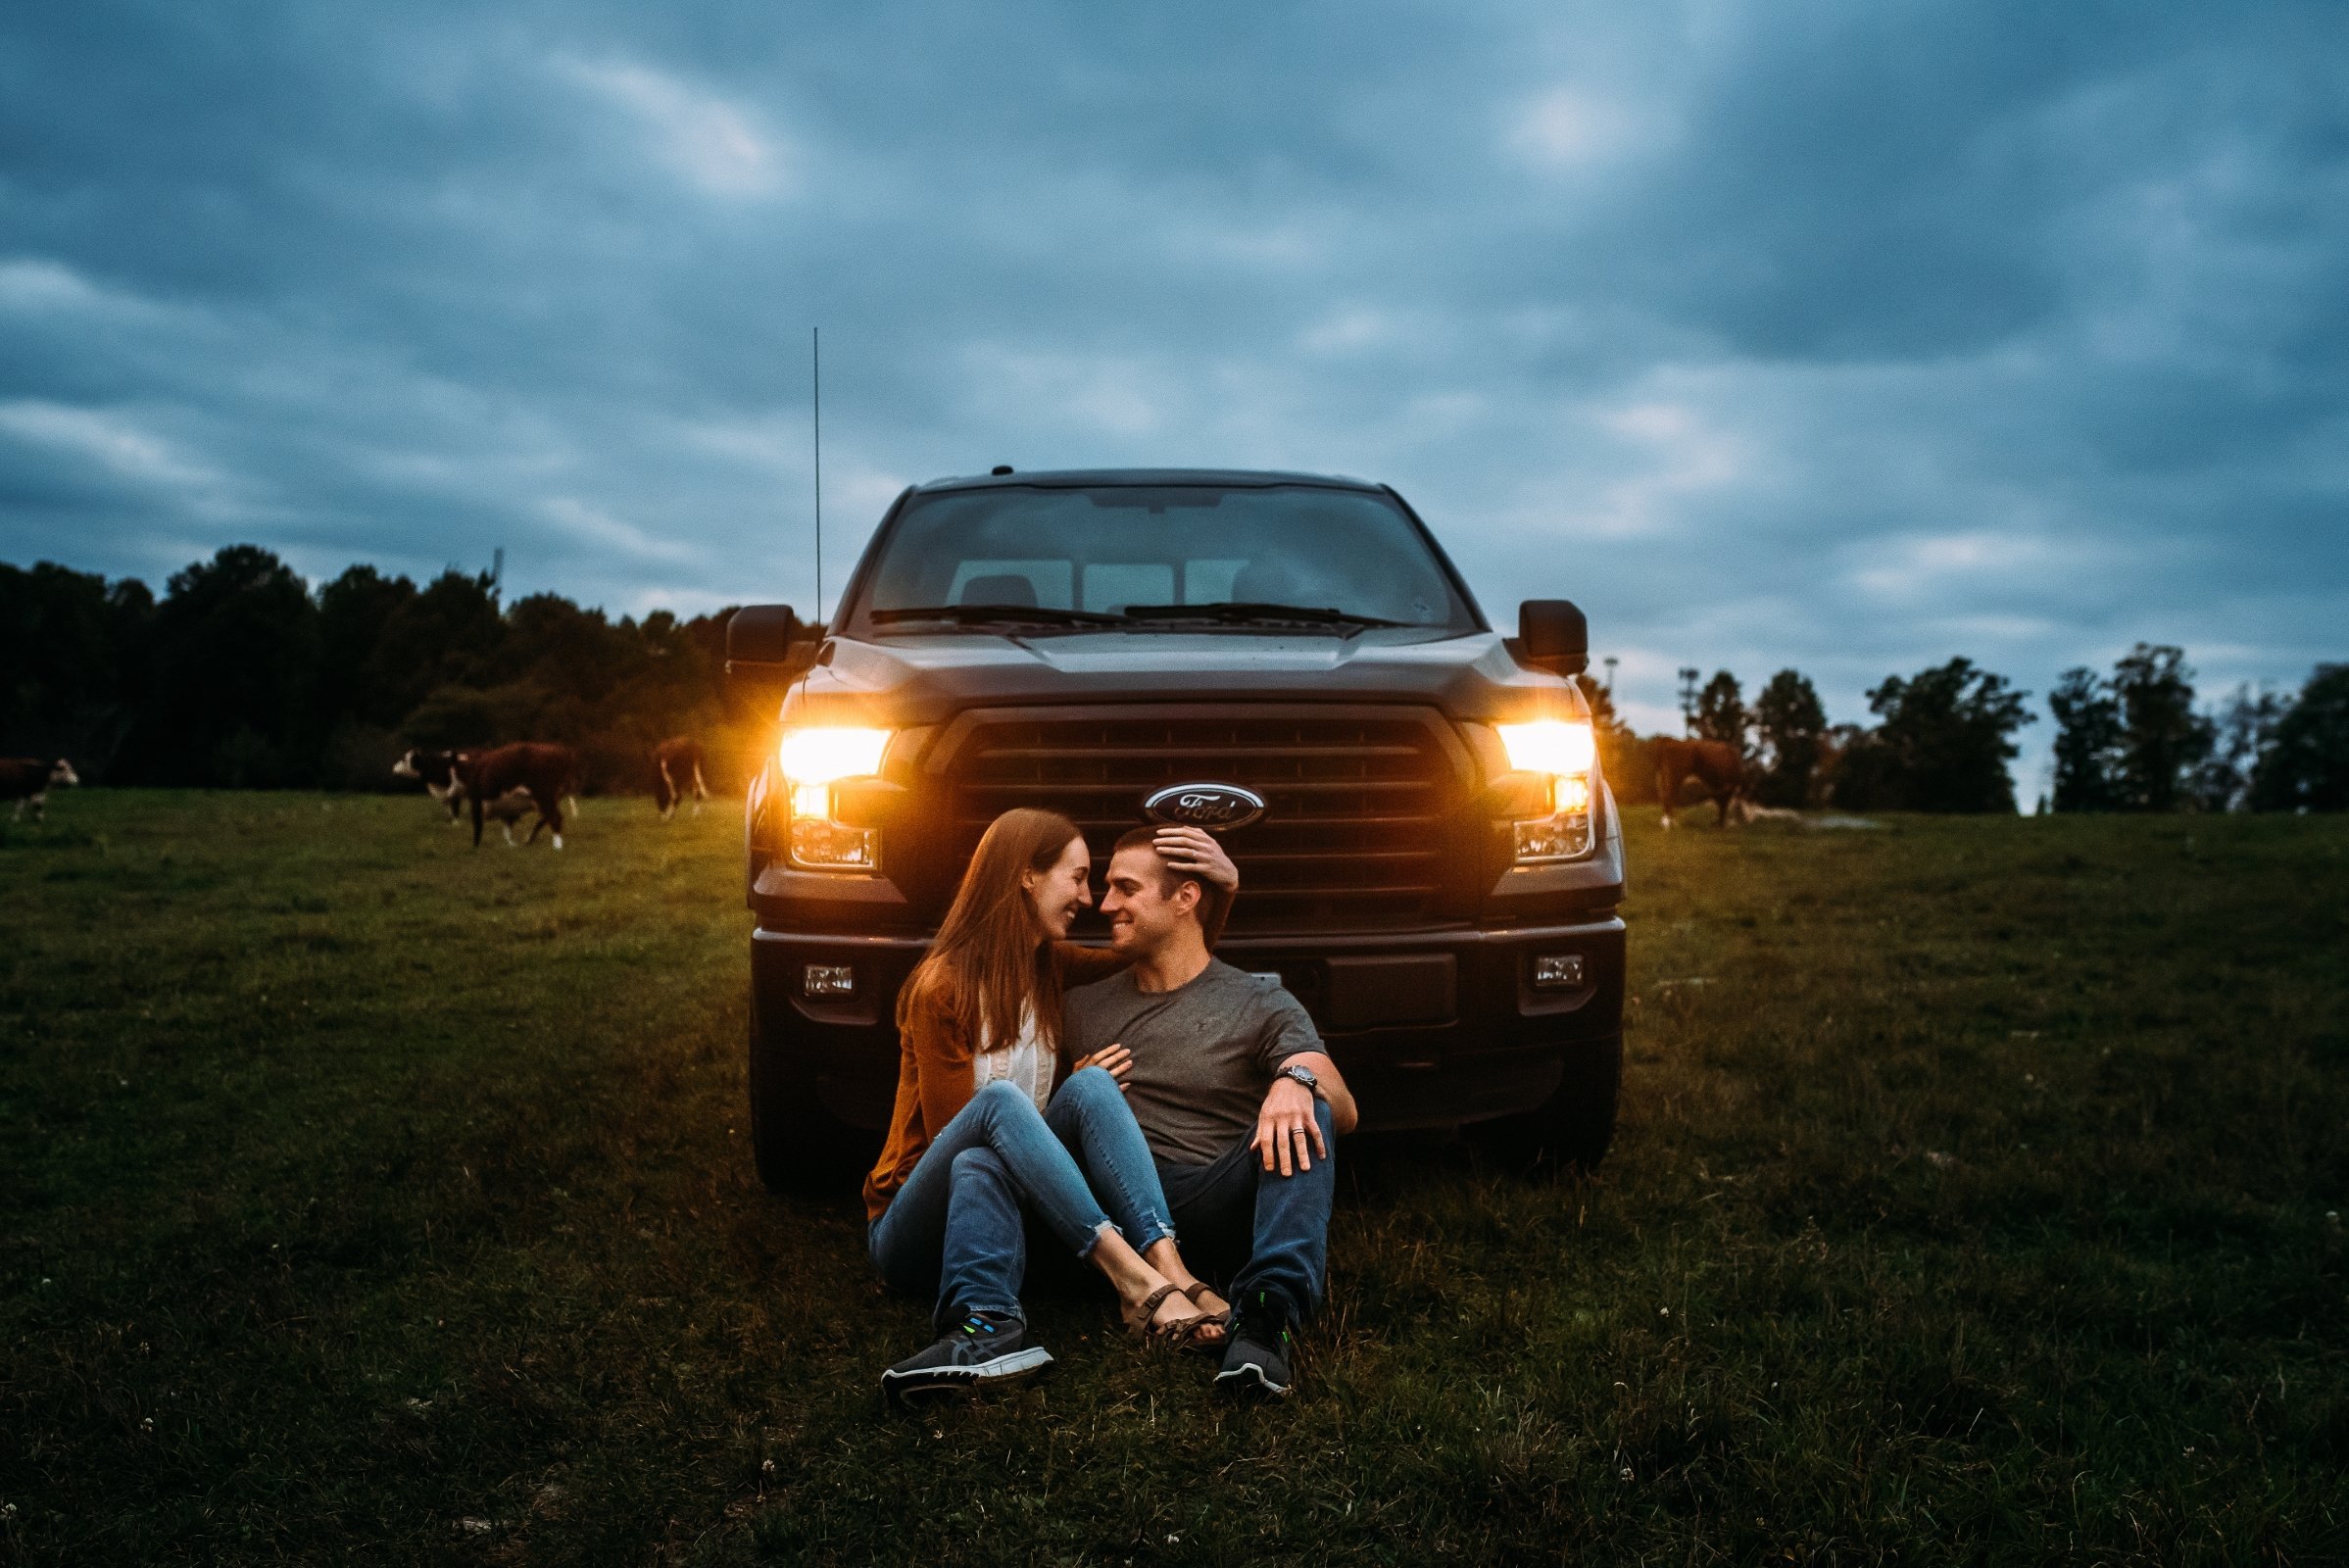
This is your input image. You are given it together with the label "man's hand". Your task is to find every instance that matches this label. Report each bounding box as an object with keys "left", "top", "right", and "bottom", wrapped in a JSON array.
[
  {"left": 1070, "top": 1043, "right": 1132, "bottom": 1091},
  {"left": 1252, "top": 1075, "right": 1326, "bottom": 1175},
  {"left": 1153, "top": 825, "right": 1238, "bottom": 892}
]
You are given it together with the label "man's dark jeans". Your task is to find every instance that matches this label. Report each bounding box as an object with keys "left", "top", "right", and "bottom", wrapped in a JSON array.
[{"left": 1153, "top": 1101, "right": 1336, "bottom": 1325}]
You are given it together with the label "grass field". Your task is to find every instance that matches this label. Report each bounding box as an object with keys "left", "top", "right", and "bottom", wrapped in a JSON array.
[{"left": 3, "top": 791, "right": 2345, "bottom": 1565}]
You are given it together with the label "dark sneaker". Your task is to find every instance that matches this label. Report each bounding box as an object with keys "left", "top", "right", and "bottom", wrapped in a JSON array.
[
  {"left": 1213, "top": 1298, "right": 1295, "bottom": 1398},
  {"left": 880, "top": 1311, "right": 1052, "bottom": 1403}
]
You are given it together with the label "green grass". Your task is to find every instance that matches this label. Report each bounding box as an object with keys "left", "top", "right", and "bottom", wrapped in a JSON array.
[{"left": 3, "top": 793, "right": 2345, "bottom": 1565}]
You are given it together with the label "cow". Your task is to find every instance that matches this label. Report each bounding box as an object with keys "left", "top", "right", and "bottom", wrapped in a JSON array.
[
  {"left": 453, "top": 743, "right": 584, "bottom": 850},
  {"left": 1652, "top": 738, "right": 1748, "bottom": 829},
  {"left": 2, "top": 758, "right": 78, "bottom": 822},
  {"left": 395, "top": 746, "right": 581, "bottom": 846},
  {"left": 652, "top": 735, "right": 710, "bottom": 819}
]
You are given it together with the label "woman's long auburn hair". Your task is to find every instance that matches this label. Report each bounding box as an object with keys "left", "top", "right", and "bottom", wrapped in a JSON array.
[{"left": 898, "top": 808, "right": 1085, "bottom": 1054}]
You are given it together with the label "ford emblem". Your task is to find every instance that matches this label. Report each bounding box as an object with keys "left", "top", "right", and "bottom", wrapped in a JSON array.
[{"left": 1143, "top": 782, "right": 1266, "bottom": 830}]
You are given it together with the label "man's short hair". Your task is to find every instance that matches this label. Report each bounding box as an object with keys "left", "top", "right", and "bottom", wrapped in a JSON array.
[{"left": 1112, "top": 825, "right": 1230, "bottom": 935}]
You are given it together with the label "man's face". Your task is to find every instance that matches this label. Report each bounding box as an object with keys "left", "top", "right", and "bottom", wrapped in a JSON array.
[{"left": 1101, "top": 846, "right": 1198, "bottom": 955}]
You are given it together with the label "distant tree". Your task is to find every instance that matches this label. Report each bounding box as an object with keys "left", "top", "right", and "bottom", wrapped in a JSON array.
[
  {"left": 317, "top": 564, "right": 419, "bottom": 730},
  {"left": 1751, "top": 669, "right": 1827, "bottom": 808},
  {"left": 124, "top": 545, "right": 321, "bottom": 786},
  {"left": 2192, "top": 683, "right": 2283, "bottom": 812},
  {"left": 1577, "top": 671, "right": 1652, "bottom": 804},
  {"left": 2251, "top": 664, "right": 2349, "bottom": 811},
  {"left": 1693, "top": 670, "right": 1747, "bottom": 752},
  {"left": 2047, "top": 666, "right": 2125, "bottom": 811},
  {"left": 1832, "top": 658, "right": 2032, "bottom": 812},
  {"left": 2111, "top": 643, "right": 2212, "bottom": 811},
  {"left": 1825, "top": 725, "right": 1885, "bottom": 810},
  {"left": 367, "top": 568, "right": 505, "bottom": 716},
  {"left": 0, "top": 562, "right": 127, "bottom": 763}
]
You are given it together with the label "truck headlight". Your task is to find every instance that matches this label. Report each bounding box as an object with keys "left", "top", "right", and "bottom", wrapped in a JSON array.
[
  {"left": 1496, "top": 719, "right": 1595, "bottom": 863},
  {"left": 1496, "top": 719, "right": 1595, "bottom": 776},
  {"left": 778, "top": 726, "right": 890, "bottom": 871}
]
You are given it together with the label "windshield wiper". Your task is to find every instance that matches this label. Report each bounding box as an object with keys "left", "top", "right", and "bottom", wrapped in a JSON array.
[
  {"left": 1120, "top": 602, "right": 1412, "bottom": 629},
  {"left": 870, "top": 603, "right": 1135, "bottom": 628}
]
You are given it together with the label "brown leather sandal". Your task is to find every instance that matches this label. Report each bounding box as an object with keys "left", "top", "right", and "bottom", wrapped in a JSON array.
[
  {"left": 1124, "top": 1282, "right": 1217, "bottom": 1348},
  {"left": 1121, "top": 1282, "right": 1187, "bottom": 1340},
  {"left": 1181, "top": 1282, "right": 1233, "bottom": 1348}
]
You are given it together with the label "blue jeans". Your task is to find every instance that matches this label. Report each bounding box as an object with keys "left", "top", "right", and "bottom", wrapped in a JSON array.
[
  {"left": 867, "top": 1070, "right": 1177, "bottom": 1331},
  {"left": 1154, "top": 1101, "right": 1336, "bottom": 1326}
]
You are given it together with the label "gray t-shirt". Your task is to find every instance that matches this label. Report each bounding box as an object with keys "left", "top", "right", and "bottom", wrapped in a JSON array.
[{"left": 1062, "top": 958, "right": 1322, "bottom": 1166}]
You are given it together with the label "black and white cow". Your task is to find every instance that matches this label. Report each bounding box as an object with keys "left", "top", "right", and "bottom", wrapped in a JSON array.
[
  {"left": 1, "top": 757, "right": 78, "bottom": 821},
  {"left": 392, "top": 748, "right": 469, "bottom": 820}
]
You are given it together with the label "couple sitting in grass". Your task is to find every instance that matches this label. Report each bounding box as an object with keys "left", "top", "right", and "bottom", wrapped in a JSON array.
[{"left": 862, "top": 808, "right": 1356, "bottom": 1402}]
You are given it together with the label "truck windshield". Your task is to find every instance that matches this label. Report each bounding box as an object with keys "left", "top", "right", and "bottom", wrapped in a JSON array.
[{"left": 850, "top": 484, "right": 1480, "bottom": 635}]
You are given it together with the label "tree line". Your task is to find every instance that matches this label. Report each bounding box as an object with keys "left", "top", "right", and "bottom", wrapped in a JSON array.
[
  {"left": 8, "top": 545, "right": 2341, "bottom": 812},
  {"left": 1589, "top": 647, "right": 2346, "bottom": 814},
  {"left": 1, "top": 546, "right": 801, "bottom": 794}
]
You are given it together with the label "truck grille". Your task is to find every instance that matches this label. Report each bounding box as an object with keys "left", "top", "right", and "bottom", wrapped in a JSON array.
[{"left": 934, "top": 704, "right": 1478, "bottom": 934}]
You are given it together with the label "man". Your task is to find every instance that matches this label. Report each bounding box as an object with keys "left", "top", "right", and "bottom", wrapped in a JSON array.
[{"left": 1064, "top": 827, "right": 1358, "bottom": 1398}]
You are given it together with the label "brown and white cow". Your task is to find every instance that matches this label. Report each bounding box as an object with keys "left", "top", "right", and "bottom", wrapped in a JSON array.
[
  {"left": 395, "top": 746, "right": 580, "bottom": 847},
  {"left": 652, "top": 735, "right": 709, "bottom": 819},
  {"left": 2, "top": 757, "right": 78, "bottom": 821},
  {"left": 453, "top": 743, "right": 584, "bottom": 850},
  {"left": 1652, "top": 738, "right": 1747, "bottom": 829}
]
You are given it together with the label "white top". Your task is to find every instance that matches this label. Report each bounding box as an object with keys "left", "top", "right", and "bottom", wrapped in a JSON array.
[{"left": 971, "top": 1004, "right": 1052, "bottom": 1112}]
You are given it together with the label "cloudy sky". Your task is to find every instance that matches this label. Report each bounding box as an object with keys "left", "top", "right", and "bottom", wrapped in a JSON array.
[{"left": 4, "top": 1, "right": 2344, "bottom": 793}]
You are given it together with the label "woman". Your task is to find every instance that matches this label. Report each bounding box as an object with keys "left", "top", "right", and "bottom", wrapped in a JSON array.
[{"left": 865, "top": 808, "right": 1236, "bottom": 1399}]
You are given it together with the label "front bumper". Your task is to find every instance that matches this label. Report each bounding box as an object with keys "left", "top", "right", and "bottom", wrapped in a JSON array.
[{"left": 750, "top": 915, "right": 1626, "bottom": 1132}]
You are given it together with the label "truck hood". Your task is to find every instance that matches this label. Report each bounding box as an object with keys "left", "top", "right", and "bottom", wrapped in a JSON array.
[{"left": 782, "top": 628, "right": 1588, "bottom": 728}]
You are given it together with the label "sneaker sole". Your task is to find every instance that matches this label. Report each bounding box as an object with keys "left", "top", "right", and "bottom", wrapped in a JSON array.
[
  {"left": 882, "top": 1347, "right": 1054, "bottom": 1402},
  {"left": 1212, "top": 1359, "right": 1292, "bottom": 1399}
]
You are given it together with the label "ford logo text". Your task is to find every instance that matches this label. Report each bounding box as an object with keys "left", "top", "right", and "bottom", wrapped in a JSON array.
[{"left": 1143, "top": 782, "right": 1266, "bottom": 830}]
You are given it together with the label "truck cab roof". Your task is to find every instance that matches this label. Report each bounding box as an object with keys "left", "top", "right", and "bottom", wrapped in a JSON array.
[{"left": 911, "top": 466, "right": 1383, "bottom": 495}]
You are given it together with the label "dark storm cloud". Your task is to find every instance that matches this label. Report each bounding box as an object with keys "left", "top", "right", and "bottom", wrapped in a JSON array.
[{"left": 3, "top": 0, "right": 2346, "bottom": 792}]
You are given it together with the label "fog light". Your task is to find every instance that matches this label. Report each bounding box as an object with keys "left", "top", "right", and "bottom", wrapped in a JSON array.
[
  {"left": 1533, "top": 954, "right": 1586, "bottom": 990},
  {"left": 803, "top": 963, "right": 856, "bottom": 998},
  {"left": 790, "top": 817, "right": 880, "bottom": 871},
  {"left": 1514, "top": 813, "right": 1593, "bottom": 862}
]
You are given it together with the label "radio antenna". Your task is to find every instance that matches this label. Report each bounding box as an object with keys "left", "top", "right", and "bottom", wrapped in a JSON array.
[{"left": 811, "top": 325, "right": 823, "bottom": 625}]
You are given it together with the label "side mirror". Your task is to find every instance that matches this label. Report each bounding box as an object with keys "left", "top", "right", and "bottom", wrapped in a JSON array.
[
  {"left": 1515, "top": 599, "right": 1589, "bottom": 677},
  {"left": 726, "top": 605, "right": 820, "bottom": 692}
]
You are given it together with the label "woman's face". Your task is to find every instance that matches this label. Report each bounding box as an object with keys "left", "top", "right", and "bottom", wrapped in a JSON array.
[{"left": 1022, "top": 835, "right": 1093, "bottom": 940}]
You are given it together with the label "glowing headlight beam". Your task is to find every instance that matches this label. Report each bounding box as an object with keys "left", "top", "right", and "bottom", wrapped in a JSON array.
[
  {"left": 1496, "top": 719, "right": 1595, "bottom": 778},
  {"left": 778, "top": 726, "right": 891, "bottom": 787}
]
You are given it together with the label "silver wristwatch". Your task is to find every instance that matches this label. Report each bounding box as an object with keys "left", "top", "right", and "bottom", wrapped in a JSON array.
[{"left": 1276, "top": 1063, "right": 1320, "bottom": 1095}]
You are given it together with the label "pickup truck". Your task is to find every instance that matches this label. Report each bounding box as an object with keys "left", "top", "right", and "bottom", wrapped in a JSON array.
[{"left": 727, "top": 467, "right": 1626, "bottom": 1188}]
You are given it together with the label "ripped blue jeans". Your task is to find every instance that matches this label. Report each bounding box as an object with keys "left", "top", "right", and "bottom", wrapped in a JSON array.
[{"left": 867, "top": 1068, "right": 1178, "bottom": 1331}]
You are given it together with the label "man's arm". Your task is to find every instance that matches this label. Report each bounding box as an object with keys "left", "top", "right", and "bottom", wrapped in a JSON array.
[{"left": 1251, "top": 1050, "right": 1358, "bottom": 1175}]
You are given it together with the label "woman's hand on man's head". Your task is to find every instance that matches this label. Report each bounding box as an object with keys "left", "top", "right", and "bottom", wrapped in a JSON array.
[{"left": 1152, "top": 825, "right": 1239, "bottom": 891}]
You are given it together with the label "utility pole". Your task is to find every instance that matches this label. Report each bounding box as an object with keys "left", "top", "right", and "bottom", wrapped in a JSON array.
[
  {"left": 1602, "top": 655, "right": 1619, "bottom": 695},
  {"left": 811, "top": 326, "right": 822, "bottom": 626},
  {"left": 1678, "top": 666, "right": 1701, "bottom": 735},
  {"left": 490, "top": 547, "right": 504, "bottom": 608}
]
